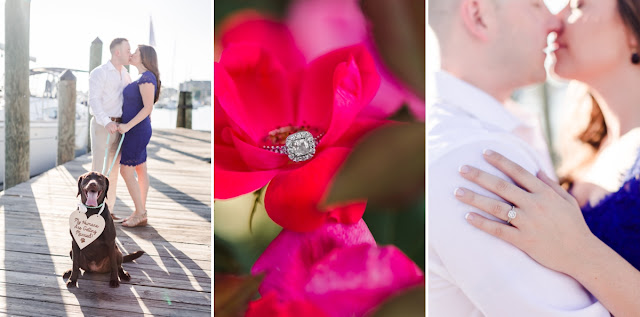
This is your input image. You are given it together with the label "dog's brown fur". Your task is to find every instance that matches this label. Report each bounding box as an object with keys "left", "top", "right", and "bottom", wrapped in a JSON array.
[{"left": 64, "top": 171, "right": 144, "bottom": 288}]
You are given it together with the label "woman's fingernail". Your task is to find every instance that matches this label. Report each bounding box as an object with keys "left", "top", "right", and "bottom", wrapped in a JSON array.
[
  {"left": 459, "top": 165, "right": 470, "bottom": 174},
  {"left": 454, "top": 188, "right": 465, "bottom": 197},
  {"left": 465, "top": 213, "right": 473, "bottom": 221},
  {"left": 483, "top": 149, "right": 495, "bottom": 156}
]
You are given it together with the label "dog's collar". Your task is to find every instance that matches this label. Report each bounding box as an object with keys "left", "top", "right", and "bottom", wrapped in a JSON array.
[{"left": 78, "top": 202, "right": 105, "bottom": 215}]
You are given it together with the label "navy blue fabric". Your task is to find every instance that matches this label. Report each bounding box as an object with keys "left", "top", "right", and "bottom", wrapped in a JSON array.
[
  {"left": 582, "top": 153, "right": 640, "bottom": 271},
  {"left": 120, "top": 71, "right": 157, "bottom": 166}
]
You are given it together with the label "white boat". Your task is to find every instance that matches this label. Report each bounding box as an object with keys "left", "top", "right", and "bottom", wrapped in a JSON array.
[{"left": 0, "top": 69, "right": 90, "bottom": 186}]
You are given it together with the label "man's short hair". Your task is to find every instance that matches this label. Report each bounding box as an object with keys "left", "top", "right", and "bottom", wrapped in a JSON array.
[{"left": 109, "top": 38, "right": 128, "bottom": 53}]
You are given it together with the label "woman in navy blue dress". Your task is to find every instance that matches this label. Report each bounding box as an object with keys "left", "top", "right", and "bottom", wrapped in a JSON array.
[
  {"left": 117, "top": 45, "right": 161, "bottom": 227},
  {"left": 449, "top": 0, "right": 640, "bottom": 315}
]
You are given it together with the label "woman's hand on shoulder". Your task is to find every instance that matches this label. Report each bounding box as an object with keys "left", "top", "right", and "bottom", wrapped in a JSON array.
[{"left": 454, "top": 149, "right": 597, "bottom": 275}]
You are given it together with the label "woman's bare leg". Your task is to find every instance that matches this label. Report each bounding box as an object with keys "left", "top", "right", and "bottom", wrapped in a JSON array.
[
  {"left": 135, "top": 163, "right": 149, "bottom": 212},
  {"left": 120, "top": 164, "right": 145, "bottom": 223}
]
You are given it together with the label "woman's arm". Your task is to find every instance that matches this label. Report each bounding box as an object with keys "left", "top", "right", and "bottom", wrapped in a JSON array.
[
  {"left": 456, "top": 150, "right": 640, "bottom": 316},
  {"left": 118, "top": 83, "right": 155, "bottom": 133}
]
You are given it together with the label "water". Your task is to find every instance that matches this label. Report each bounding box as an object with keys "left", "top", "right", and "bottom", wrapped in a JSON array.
[{"left": 150, "top": 106, "right": 211, "bottom": 131}]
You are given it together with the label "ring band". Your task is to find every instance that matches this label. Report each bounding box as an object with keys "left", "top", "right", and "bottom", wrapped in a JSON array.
[
  {"left": 507, "top": 205, "right": 517, "bottom": 224},
  {"left": 262, "top": 131, "right": 323, "bottom": 162}
]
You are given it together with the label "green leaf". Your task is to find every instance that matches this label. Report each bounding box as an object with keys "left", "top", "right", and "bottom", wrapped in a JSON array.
[
  {"left": 363, "top": 197, "right": 425, "bottom": 270},
  {"left": 361, "top": 0, "right": 425, "bottom": 99},
  {"left": 370, "top": 285, "right": 426, "bottom": 317},
  {"left": 214, "top": 273, "right": 264, "bottom": 317},
  {"left": 214, "top": 235, "right": 242, "bottom": 274},
  {"left": 324, "top": 122, "right": 425, "bottom": 210}
]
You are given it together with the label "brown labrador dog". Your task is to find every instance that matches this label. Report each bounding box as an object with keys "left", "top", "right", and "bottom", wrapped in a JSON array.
[{"left": 63, "top": 171, "right": 144, "bottom": 288}]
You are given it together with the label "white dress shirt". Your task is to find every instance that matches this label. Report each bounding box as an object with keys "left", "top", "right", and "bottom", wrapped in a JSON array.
[
  {"left": 428, "top": 71, "right": 609, "bottom": 316},
  {"left": 88, "top": 60, "right": 131, "bottom": 127}
]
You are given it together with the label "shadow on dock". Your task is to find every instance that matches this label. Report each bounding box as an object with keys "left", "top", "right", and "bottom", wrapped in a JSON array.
[{"left": 0, "top": 128, "right": 211, "bottom": 315}]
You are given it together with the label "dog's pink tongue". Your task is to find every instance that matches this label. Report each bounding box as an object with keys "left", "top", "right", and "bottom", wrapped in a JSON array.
[{"left": 86, "top": 192, "right": 99, "bottom": 207}]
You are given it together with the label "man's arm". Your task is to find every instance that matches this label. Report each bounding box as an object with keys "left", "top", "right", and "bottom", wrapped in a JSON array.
[
  {"left": 429, "top": 139, "right": 609, "bottom": 316},
  {"left": 88, "top": 67, "right": 116, "bottom": 132}
]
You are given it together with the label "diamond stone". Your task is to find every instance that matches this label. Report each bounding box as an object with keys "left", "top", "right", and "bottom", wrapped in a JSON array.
[
  {"left": 507, "top": 208, "right": 517, "bottom": 220},
  {"left": 285, "top": 131, "right": 316, "bottom": 162}
]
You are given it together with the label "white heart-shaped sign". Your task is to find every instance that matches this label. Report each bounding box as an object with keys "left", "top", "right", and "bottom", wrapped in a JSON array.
[{"left": 69, "top": 209, "right": 106, "bottom": 249}]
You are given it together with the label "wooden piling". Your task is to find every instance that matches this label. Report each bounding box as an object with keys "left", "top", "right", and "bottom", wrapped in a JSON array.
[
  {"left": 87, "top": 37, "right": 102, "bottom": 153},
  {"left": 57, "top": 70, "right": 76, "bottom": 165},
  {"left": 177, "top": 91, "right": 193, "bottom": 129},
  {"left": 4, "top": 0, "right": 31, "bottom": 189}
]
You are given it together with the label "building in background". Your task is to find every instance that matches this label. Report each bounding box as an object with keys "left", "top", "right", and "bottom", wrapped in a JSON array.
[{"left": 179, "top": 80, "right": 211, "bottom": 108}]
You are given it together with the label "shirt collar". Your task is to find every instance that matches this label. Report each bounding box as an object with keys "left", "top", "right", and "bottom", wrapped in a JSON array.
[
  {"left": 106, "top": 60, "right": 128, "bottom": 74},
  {"left": 434, "top": 70, "right": 523, "bottom": 132}
]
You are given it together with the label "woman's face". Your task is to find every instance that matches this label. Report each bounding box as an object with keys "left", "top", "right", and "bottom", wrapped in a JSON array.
[
  {"left": 130, "top": 48, "right": 142, "bottom": 67},
  {"left": 553, "top": 0, "right": 633, "bottom": 82}
]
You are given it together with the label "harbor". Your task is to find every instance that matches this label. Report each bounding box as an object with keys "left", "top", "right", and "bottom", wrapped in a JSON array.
[{"left": 0, "top": 128, "right": 211, "bottom": 316}]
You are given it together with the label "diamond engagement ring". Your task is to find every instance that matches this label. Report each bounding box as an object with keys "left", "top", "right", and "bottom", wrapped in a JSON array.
[
  {"left": 262, "top": 131, "right": 323, "bottom": 162},
  {"left": 507, "top": 205, "right": 517, "bottom": 224}
]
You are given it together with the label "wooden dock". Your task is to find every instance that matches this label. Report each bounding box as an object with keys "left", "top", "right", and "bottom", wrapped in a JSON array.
[{"left": 0, "top": 128, "right": 211, "bottom": 316}]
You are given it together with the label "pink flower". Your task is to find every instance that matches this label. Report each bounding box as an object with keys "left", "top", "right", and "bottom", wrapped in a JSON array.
[
  {"left": 286, "top": 0, "right": 425, "bottom": 120},
  {"left": 245, "top": 291, "right": 328, "bottom": 317},
  {"left": 218, "top": 11, "right": 306, "bottom": 76},
  {"left": 214, "top": 42, "right": 384, "bottom": 232},
  {"left": 251, "top": 220, "right": 425, "bottom": 317}
]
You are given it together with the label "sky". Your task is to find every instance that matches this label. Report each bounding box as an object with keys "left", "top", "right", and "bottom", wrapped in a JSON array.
[{"left": 1, "top": 0, "right": 212, "bottom": 89}]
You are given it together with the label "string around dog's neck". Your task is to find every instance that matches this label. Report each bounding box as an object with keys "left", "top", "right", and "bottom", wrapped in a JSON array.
[{"left": 78, "top": 202, "right": 106, "bottom": 215}]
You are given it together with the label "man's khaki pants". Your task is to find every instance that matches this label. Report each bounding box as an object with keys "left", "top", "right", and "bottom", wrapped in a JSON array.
[{"left": 90, "top": 117, "right": 121, "bottom": 212}]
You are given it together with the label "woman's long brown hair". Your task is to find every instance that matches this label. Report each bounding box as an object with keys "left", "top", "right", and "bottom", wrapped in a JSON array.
[
  {"left": 138, "top": 45, "right": 161, "bottom": 103},
  {"left": 560, "top": 0, "right": 640, "bottom": 187}
]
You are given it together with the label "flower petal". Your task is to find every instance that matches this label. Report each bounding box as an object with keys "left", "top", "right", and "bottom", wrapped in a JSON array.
[
  {"left": 214, "top": 62, "right": 260, "bottom": 141},
  {"left": 264, "top": 147, "right": 366, "bottom": 232},
  {"left": 230, "top": 132, "right": 290, "bottom": 171},
  {"left": 214, "top": 98, "right": 253, "bottom": 145},
  {"left": 251, "top": 219, "right": 376, "bottom": 300},
  {"left": 305, "top": 245, "right": 425, "bottom": 317},
  {"left": 214, "top": 167, "right": 277, "bottom": 199},
  {"left": 218, "top": 44, "right": 296, "bottom": 143},
  {"left": 220, "top": 12, "right": 305, "bottom": 73},
  {"left": 246, "top": 291, "right": 329, "bottom": 317},
  {"left": 286, "top": 0, "right": 367, "bottom": 61},
  {"left": 214, "top": 145, "right": 278, "bottom": 199},
  {"left": 297, "top": 45, "right": 380, "bottom": 145}
]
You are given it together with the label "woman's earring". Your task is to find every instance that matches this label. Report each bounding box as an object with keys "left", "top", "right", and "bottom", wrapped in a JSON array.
[{"left": 632, "top": 52, "right": 640, "bottom": 64}]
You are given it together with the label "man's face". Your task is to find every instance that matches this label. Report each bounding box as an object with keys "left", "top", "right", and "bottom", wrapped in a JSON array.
[
  {"left": 491, "top": 0, "right": 561, "bottom": 85},
  {"left": 120, "top": 41, "right": 132, "bottom": 66}
]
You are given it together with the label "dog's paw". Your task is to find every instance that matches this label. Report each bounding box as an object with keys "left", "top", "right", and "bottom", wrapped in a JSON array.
[
  {"left": 120, "top": 271, "right": 131, "bottom": 281},
  {"left": 63, "top": 270, "right": 72, "bottom": 279},
  {"left": 109, "top": 280, "right": 120, "bottom": 288},
  {"left": 66, "top": 280, "right": 77, "bottom": 288}
]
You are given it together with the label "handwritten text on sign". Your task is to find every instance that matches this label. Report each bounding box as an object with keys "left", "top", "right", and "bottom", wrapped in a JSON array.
[{"left": 69, "top": 210, "right": 105, "bottom": 249}]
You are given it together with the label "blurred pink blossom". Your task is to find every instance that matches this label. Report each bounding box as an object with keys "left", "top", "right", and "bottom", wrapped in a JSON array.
[
  {"left": 286, "top": 0, "right": 425, "bottom": 120},
  {"left": 251, "top": 219, "right": 425, "bottom": 316}
]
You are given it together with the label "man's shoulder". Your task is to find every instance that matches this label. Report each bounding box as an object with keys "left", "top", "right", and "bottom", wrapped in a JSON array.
[
  {"left": 428, "top": 103, "right": 527, "bottom": 165},
  {"left": 89, "top": 63, "right": 107, "bottom": 77}
]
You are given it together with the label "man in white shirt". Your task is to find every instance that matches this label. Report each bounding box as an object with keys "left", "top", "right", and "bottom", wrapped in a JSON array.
[
  {"left": 428, "top": 0, "right": 610, "bottom": 315},
  {"left": 88, "top": 38, "right": 132, "bottom": 221}
]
